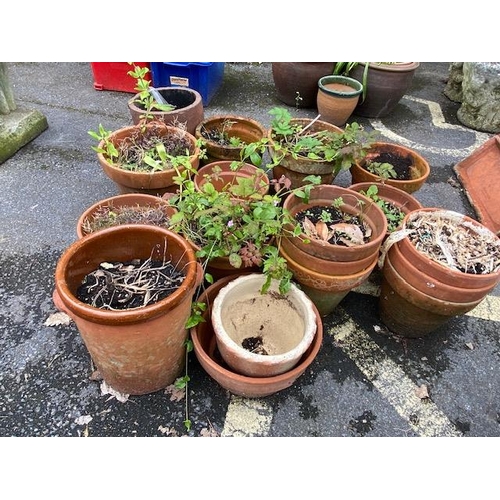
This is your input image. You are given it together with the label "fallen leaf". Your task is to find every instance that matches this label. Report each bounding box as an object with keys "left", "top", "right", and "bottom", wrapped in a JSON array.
[
  {"left": 165, "top": 384, "right": 185, "bottom": 402},
  {"left": 415, "top": 384, "right": 430, "bottom": 400},
  {"left": 75, "top": 415, "right": 93, "bottom": 426},
  {"left": 200, "top": 427, "right": 219, "bottom": 437},
  {"left": 100, "top": 380, "right": 129, "bottom": 403},
  {"left": 44, "top": 312, "right": 72, "bottom": 326},
  {"left": 332, "top": 223, "right": 365, "bottom": 245},
  {"left": 158, "top": 425, "right": 178, "bottom": 436}
]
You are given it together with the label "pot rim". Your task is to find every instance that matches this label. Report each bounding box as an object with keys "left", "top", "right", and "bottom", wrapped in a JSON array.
[
  {"left": 318, "top": 75, "right": 363, "bottom": 97},
  {"left": 211, "top": 273, "right": 317, "bottom": 365},
  {"left": 127, "top": 86, "right": 203, "bottom": 113},
  {"left": 55, "top": 225, "right": 200, "bottom": 324}
]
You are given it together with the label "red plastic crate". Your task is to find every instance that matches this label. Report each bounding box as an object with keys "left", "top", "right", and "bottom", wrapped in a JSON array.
[{"left": 90, "top": 62, "right": 151, "bottom": 93}]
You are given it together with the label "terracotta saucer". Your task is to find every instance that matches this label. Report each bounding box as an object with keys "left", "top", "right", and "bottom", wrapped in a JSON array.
[{"left": 454, "top": 134, "right": 500, "bottom": 235}]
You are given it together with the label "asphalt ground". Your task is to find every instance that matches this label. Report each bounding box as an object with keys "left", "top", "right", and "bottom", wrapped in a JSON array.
[{"left": 1, "top": 62, "right": 498, "bottom": 494}]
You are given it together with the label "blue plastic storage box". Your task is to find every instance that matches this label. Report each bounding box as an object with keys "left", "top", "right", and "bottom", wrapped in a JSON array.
[{"left": 150, "top": 62, "right": 225, "bottom": 106}]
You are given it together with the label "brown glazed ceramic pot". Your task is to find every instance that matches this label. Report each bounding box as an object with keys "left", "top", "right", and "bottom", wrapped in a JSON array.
[
  {"left": 349, "top": 62, "right": 420, "bottom": 118},
  {"left": 272, "top": 62, "right": 335, "bottom": 108},
  {"left": 195, "top": 115, "right": 267, "bottom": 165},
  {"left": 350, "top": 142, "right": 430, "bottom": 194},
  {"left": 97, "top": 123, "right": 200, "bottom": 196},
  {"left": 127, "top": 87, "right": 204, "bottom": 135},
  {"left": 190, "top": 274, "right": 323, "bottom": 397},
  {"left": 53, "top": 225, "right": 202, "bottom": 395}
]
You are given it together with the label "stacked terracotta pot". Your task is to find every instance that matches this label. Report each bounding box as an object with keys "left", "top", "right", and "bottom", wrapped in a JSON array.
[
  {"left": 280, "top": 185, "right": 387, "bottom": 316},
  {"left": 379, "top": 208, "right": 500, "bottom": 337}
]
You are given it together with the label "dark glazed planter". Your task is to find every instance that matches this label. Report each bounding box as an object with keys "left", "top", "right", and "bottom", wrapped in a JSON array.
[
  {"left": 190, "top": 274, "right": 323, "bottom": 397},
  {"left": 195, "top": 115, "right": 267, "bottom": 166},
  {"left": 350, "top": 62, "right": 420, "bottom": 118},
  {"left": 53, "top": 225, "right": 202, "bottom": 395},
  {"left": 128, "top": 87, "right": 204, "bottom": 135},
  {"left": 272, "top": 62, "right": 335, "bottom": 108}
]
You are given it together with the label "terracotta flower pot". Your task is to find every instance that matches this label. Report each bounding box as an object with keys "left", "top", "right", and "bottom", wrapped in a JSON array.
[
  {"left": 191, "top": 274, "right": 323, "bottom": 397},
  {"left": 316, "top": 75, "right": 364, "bottom": 127},
  {"left": 127, "top": 87, "right": 204, "bottom": 135},
  {"left": 272, "top": 62, "right": 335, "bottom": 108},
  {"left": 379, "top": 208, "right": 500, "bottom": 337},
  {"left": 194, "top": 161, "right": 270, "bottom": 199},
  {"left": 97, "top": 123, "right": 201, "bottom": 197},
  {"left": 279, "top": 242, "right": 378, "bottom": 316},
  {"left": 350, "top": 142, "right": 430, "bottom": 194},
  {"left": 267, "top": 118, "right": 344, "bottom": 190},
  {"left": 76, "top": 193, "right": 177, "bottom": 239},
  {"left": 211, "top": 273, "right": 317, "bottom": 377},
  {"left": 280, "top": 184, "right": 386, "bottom": 315},
  {"left": 53, "top": 225, "right": 203, "bottom": 395},
  {"left": 349, "top": 62, "right": 420, "bottom": 118},
  {"left": 348, "top": 181, "right": 423, "bottom": 236},
  {"left": 282, "top": 184, "right": 388, "bottom": 263},
  {"left": 195, "top": 115, "right": 267, "bottom": 166}
]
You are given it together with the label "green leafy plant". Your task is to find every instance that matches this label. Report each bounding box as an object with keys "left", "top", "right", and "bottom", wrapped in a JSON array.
[
  {"left": 359, "top": 184, "right": 405, "bottom": 233},
  {"left": 366, "top": 161, "right": 397, "bottom": 181},
  {"left": 127, "top": 63, "right": 175, "bottom": 121},
  {"left": 268, "top": 107, "right": 378, "bottom": 176},
  {"left": 333, "top": 62, "right": 397, "bottom": 102},
  {"left": 167, "top": 159, "right": 319, "bottom": 296},
  {"left": 88, "top": 121, "right": 203, "bottom": 173}
]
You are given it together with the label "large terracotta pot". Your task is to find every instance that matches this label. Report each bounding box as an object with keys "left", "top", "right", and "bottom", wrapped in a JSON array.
[
  {"left": 379, "top": 208, "right": 500, "bottom": 337},
  {"left": 267, "top": 118, "right": 343, "bottom": 190},
  {"left": 211, "top": 273, "right": 317, "bottom": 377},
  {"left": 53, "top": 225, "right": 202, "bottom": 395},
  {"left": 191, "top": 274, "right": 323, "bottom": 397},
  {"left": 316, "top": 75, "right": 363, "bottom": 127},
  {"left": 193, "top": 161, "right": 270, "bottom": 199},
  {"left": 271, "top": 62, "right": 335, "bottom": 108},
  {"left": 76, "top": 193, "right": 176, "bottom": 239},
  {"left": 195, "top": 115, "right": 267, "bottom": 166},
  {"left": 127, "top": 87, "right": 204, "bottom": 135},
  {"left": 350, "top": 142, "right": 430, "bottom": 194},
  {"left": 349, "top": 62, "right": 420, "bottom": 118},
  {"left": 97, "top": 123, "right": 200, "bottom": 196}
]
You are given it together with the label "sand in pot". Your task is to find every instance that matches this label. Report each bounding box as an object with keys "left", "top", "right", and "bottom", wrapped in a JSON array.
[{"left": 221, "top": 292, "right": 305, "bottom": 355}]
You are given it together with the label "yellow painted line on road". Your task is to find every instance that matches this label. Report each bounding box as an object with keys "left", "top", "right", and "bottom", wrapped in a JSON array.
[
  {"left": 219, "top": 280, "right": 498, "bottom": 437},
  {"left": 331, "top": 318, "right": 463, "bottom": 437},
  {"left": 221, "top": 396, "right": 273, "bottom": 437}
]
